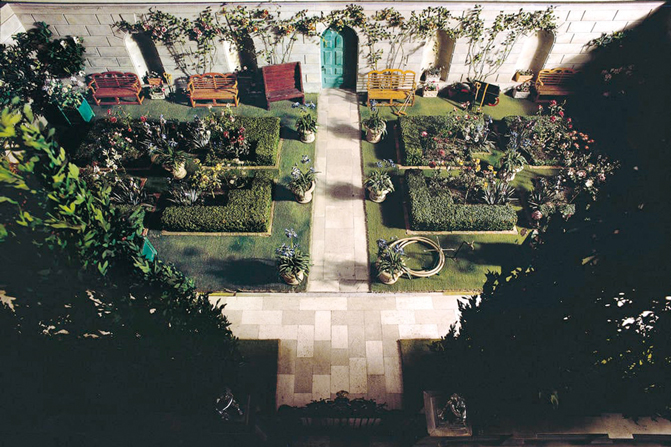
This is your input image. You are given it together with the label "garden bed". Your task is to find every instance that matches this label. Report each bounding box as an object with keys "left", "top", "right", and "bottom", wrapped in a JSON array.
[
  {"left": 161, "top": 176, "right": 274, "bottom": 234},
  {"left": 70, "top": 113, "right": 281, "bottom": 170},
  {"left": 405, "top": 169, "right": 518, "bottom": 232}
]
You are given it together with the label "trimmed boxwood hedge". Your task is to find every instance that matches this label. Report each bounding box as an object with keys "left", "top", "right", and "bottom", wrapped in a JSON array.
[
  {"left": 222, "top": 116, "right": 281, "bottom": 166},
  {"left": 161, "top": 177, "right": 273, "bottom": 232},
  {"left": 405, "top": 170, "right": 517, "bottom": 231}
]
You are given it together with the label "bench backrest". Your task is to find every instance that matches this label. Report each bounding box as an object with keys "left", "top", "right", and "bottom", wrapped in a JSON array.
[
  {"left": 188, "top": 73, "right": 237, "bottom": 92},
  {"left": 367, "top": 69, "right": 416, "bottom": 91},
  {"left": 91, "top": 72, "right": 141, "bottom": 90},
  {"left": 261, "top": 62, "right": 303, "bottom": 94},
  {"left": 536, "top": 68, "right": 579, "bottom": 86}
]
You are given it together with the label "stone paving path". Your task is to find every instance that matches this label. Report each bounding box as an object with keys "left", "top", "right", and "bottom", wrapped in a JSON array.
[
  {"left": 213, "top": 293, "right": 462, "bottom": 410},
  {"left": 307, "top": 89, "right": 369, "bottom": 293}
]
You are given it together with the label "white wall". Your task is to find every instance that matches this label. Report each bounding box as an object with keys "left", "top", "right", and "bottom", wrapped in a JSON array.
[
  {"left": 6, "top": 1, "right": 663, "bottom": 92},
  {"left": 1, "top": 4, "right": 26, "bottom": 44}
]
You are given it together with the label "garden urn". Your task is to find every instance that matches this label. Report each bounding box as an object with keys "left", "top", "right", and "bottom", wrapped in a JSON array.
[
  {"left": 295, "top": 181, "right": 316, "bottom": 204},
  {"left": 367, "top": 187, "right": 390, "bottom": 203},
  {"left": 378, "top": 270, "right": 401, "bottom": 285},
  {"left": 169, "top": 163, "right": 188, "bottom": 180},
  {"left": 281, "top": 270, "right": 304, "bottom": 285},
  {"left": 300, "top": 130, "right": 315, "bottom": 144},
  {"left": 365, "top": 122, "right": 387, "bottom": 144}
]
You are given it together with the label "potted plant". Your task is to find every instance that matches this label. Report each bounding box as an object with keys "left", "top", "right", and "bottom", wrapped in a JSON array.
[
  {"left": 145, "top": 71, "right": 166, "bottom": 99},
  {"left": 512, "top": 81, "right": 532, "bottom": 99},
  {"left": 289, "top": 155, "right": 318, "bottom": 203},
  {"left": 362, "top": 102, "right": 387, "bottom": 144},
  {"left": 44, "top": 75, "right": 94, "bottom": 125},
  {"left": 498, "top": 149, "right": 526, "bottom": 181},
  {"left": 152, "top": 144, "right": 190, "bottom": 179},
  {"left": 513, "top": 69, "right": 534, "bottom": 83},
  {"left": 365, "top": 159, "right": 396, "bottom": 203},
  {"left": 296, "top": 110, "right": 318, "bottom": 143},
  {"left": 276, "top": 228, "right": 310, "bottom": 285},
  {"left": 422, "top": 81, "right": 439, "bottom": 98},
  {"left": 376, "top": 239, "right": 408, "bottom": 285},
  {"left": 424, "top": 64, "right": 444, "bottom": 82}
]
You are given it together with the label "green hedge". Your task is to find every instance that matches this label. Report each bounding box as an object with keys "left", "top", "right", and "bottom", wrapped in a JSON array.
[
  {"left": 161, "top": 178, "right": 272, "bottom": 232},
  {"left": 225, "top": 116, "right": 280, "bottom": 166},
  {"left": 405, "top": 170, "right": 517, "bottom": 231}
]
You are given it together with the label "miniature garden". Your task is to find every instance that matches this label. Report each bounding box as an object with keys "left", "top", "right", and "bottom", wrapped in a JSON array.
[{"left": 361, "top": 95, "right": 618, "bottom": 292}]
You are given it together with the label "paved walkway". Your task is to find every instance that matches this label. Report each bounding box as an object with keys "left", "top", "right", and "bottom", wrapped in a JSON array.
[
  {"left": 307, "top": 89, "right": 369, "bottom": 293},
  {"left": 213, "top": 293, "right": 462, "bottom": 409}
]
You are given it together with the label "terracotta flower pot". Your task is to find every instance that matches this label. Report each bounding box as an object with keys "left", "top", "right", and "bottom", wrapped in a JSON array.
[
  {"left": 300, "top": 131, "right": 315, "bottom": 143},
  {"left": 294, "top": 181, "right": 316, "bottom": 204},
  {"left": 281, "top": 270, "right": 305, "bottom": 285}
]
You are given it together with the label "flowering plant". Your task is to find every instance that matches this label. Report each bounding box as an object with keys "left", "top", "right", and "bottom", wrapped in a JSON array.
[
  {"left": 362, "top": 101, "right": 386, "bottom": 134},
  {"left": 424, "top": 81, "right": 438, "bottom": 91},
  {"left": 201, "top": 108, "right": 250, "bottom": 163},
  {"left": 365, "top": 159, "right": 396, "bottom": 194},
  {"left": 44, "top": 74, "right": 86, "bottom": 109},
  {"left": 276, "top": 228, "right": 311, "bottom": 278},
  {"left": 425, "top": 64, "right": 444, "bottom": 77},
  {"left": 376, "top": 239, "right": 408, "bottom": 278},
  {"left": 515, "top": 81, "right": 532, "bottom": 92},
  {"left": 289, "top": 155, "right": 318, "bottom": 195}
]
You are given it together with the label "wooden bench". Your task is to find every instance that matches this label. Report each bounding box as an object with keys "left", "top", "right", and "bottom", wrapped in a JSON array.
[
  {"left": 88, "top": 71, "right": 144, "bottom": 105},
  {"left": 534, "top": 68, "right": 580, "bottom": 101},
  {"left": 261, "top": 62, "right": 305, "bottom": 110},
  {"left": 366, "top": 69, "right": 416, "bottom": 107},
  {"left": 187, "top": 72, "right": 239, "bottom": 107}
]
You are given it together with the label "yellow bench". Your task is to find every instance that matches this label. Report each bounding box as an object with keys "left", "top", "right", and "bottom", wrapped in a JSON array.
[
  {"left": 534, "top": 68, "right": 580, "bottom": 101},
  {"left": 366, "top": 69, "right": 416, "bottom": 107}
]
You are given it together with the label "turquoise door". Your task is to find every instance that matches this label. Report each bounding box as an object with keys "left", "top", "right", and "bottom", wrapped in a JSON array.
[{"left": 321, "top": 28, "right": 356, "bottom": 88}]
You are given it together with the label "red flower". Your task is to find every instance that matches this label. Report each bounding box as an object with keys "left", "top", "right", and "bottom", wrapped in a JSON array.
[
  {"left": 110, "top": 117, "right": 117, "bottom": 123},
  {"left": 549, "top": 100, "right": 557, "bottom": 106},
  {"left": 558, "top": 110, "right": 564, "bottom": 117},
  {"left": 140, "top": 115, "right": 147, "bottom": 122},
  {"left": 428, "top": 161, "right": 437, "bottom": 168}
]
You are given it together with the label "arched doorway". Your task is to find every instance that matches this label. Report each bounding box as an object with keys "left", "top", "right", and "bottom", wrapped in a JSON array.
[{"left": 321, "top": 27, "right": 357, "bottom": 89}]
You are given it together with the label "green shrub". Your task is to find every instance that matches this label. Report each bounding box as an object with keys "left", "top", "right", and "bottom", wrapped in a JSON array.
[
  {"left": 406, "top": 170, "right": 517, "bottom": 231},
  {"left": 161, "top": 178, "right": 272, "bottom": 232},
  {"left": 236, "top": 116, "right": 281, "bottom": 166},
  {"left": 113, "top": 204, "right": 146, "bottom": 227},
  {"left": 399, "top": 116, "right": 447, "bottom": 166}
]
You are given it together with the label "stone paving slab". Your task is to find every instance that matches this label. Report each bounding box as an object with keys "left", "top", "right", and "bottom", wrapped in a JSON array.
[{"left": 214, "top": 293, "right": 464, "bottom": 410}]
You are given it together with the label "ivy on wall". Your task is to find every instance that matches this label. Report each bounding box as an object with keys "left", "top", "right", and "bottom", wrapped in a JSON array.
[{"left": 114, "top": 4, "right": 557, "bottom": 76}]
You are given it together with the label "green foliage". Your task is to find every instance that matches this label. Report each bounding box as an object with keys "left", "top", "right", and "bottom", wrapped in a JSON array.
[
  {"left": 161, "top": 177, "right": 272, "bottom": 232},
  {"left": 0, "top": 102, "right": 238, "bottom": 349},
  {"left": 288, "top": 156, "right": 318, "bottom": 195},
  {"left": 365, "top": 170, "right": 394, "bottom": 194},
  {"left": 406, "top": 170, "right": 517, "bottom": 231},
  {"left": 0, "top": 22, "right": 85, "bottom": 113},
  {"left": 399, "top": 114, "right": 494, "bottom": 166},
  {"left": 275, "top": 228, "right": 310, "bottom": 277},
  {"left": 295, "top": 111, "right": 318, "bottom": 135}
]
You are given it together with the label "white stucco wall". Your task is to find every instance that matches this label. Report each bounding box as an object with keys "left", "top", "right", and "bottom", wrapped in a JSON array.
[{"left": 4, "top": 1, "right": 663, "bottom": 92}]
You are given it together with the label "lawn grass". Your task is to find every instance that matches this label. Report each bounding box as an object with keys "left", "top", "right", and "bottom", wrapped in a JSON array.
[
  {"left": 91, "top": 94, "right": 318, "bottom": 292},
  {"left": 362, "top": 94, "right": 551, "bottom": 293}
]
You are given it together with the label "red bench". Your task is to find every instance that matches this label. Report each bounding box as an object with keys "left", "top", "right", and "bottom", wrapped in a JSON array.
[
  {"left": 88, "top": 71, "right": 144, "bottom": 105},
  {"left": 261, "top": 62, "right": 305, "bottom": 110},
  {"left": 187, "top": 72, "right": 239, "bottom": 107}
]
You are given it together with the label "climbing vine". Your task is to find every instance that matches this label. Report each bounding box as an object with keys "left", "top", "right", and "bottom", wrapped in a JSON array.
[{"left": 115, "top": 4, "right": 557, "bottom": 76}]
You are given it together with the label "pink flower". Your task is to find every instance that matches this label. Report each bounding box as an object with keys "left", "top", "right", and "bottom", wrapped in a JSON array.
[
  {"left": 428, "top": 161, "right": 437, "bottom": 168},
  {"left": 532, "top": 210, "right": 543, "bottom": 220},
  {"left": 550, "top": 100, "right": 557, "bottom": 106},
  {"left": 551, "top": 116, "right": 557, "bottom": 122},
  {"left": 597, "top": 173, "right": 606, "bottom": 182},
  {"left": 420, "top": 131, "right": 428, "bottom": 137},
  {"left": 558, "top": 110, "right": 564, "bottom": 117},
  {"left": 439, "top": 149, "right": 446, "bottom": 157}
]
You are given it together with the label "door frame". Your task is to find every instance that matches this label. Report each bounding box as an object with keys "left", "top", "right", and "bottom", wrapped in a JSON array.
[{"left": 320, "top": 26, "right": 358, "bottom": 89}]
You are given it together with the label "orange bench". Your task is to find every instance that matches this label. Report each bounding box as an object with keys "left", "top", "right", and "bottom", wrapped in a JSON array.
[
  {"left": 88, "top": 71, "right": 144, "bottom": 105},
  {"left": 261, "top": 62, "right": 305, "bottom": 110},
  {"left": 187, "top": 72, "right": 239, "bottom": 107},
  {"left": 534, "top": 68, "right": 580, "bottom": 101}
]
